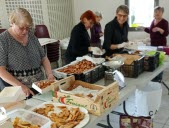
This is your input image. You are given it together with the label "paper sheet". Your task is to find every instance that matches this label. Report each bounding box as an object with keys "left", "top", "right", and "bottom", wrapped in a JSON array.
[{"left": 38, "top": 38, "right": 58, "bottom": 46}]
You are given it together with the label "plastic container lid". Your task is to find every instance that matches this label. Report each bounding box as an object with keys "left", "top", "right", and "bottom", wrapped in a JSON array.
[{"left": 7, "top": 109, "right": 51, "bottom": 128}]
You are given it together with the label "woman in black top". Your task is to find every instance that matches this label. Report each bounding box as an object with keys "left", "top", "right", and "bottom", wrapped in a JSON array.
[
  {"left": 65, "top": 10, "right": 96, "bottom": 64},
  {"left": 103, "top": 5, "right": 129, "bottom": 56}
]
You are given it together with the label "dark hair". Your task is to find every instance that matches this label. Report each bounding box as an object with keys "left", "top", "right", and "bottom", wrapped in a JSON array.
[
  {"left": 116, "top": 5, "right": 129, "bottom": 15},
  {"left": 154, "top": 6, "right": 164, "bottom": 13},
  {"left": 80, "top": 10, "right": 96, "bottom": 23}
]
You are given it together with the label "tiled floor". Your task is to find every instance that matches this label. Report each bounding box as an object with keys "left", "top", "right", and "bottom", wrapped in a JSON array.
[{"left": 96, "top": 68, "right": 169, "bottom": 128}]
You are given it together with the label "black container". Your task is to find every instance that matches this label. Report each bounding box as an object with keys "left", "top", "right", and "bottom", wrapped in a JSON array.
[
  {"left": 144, "top": 52, "right": 160, "bottom": 71},
  {"left": 91, "top": 67, "right": 99, "bottom": 83},
  {"left": 98, "top": 65, "right": 106, "bottom": 79},
  {"left": 119, "top": 56, "right": 144, "bottom": 78},
  {"left": 73, "top": 66, "right": 101, "bottom": 83},
  {"left": 74, "top": 72, "right": 92, "bottom": 83}
]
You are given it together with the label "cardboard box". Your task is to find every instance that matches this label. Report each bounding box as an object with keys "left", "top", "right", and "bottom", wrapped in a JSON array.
[
  {"left": 32, "top": 80, "right": 57, "bottom": 94},
  {"left": 52, "top": 76, "right": 119, "bottom": 116}
]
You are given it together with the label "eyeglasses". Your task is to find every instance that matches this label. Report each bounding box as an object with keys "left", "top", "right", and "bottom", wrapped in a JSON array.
[
  {"left": 15, "top": 24, "right": 32, "bottom": 31},
  {"left": 117, "top": 14, "right": 128, "bottom": 18},
  {"left": 18, "top": 26, "right": 32, "bottom": 31}
]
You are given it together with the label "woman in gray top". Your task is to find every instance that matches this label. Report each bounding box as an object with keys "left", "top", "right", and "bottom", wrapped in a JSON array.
[{"left": 0, "top": 8, "right": 55, "bottom": 96}]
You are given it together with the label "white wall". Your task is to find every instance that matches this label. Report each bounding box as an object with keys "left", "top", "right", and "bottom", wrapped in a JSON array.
[{"left": 73, "top": 0, "right": 169, "bottom": 43}]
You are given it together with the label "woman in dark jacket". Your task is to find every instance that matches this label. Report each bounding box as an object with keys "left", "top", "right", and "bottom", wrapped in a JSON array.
[
  {"left": 103, "top": 5, "right": 129, "bottom": 56},
  {"left": 65, "top": 10, "right": 96, "bottom": 64}
]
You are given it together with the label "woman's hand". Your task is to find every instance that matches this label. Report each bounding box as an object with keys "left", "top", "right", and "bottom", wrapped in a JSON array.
[
  {"left": 47, "top": 73, "right": 56, "bottom": 81},
  {"left": 152, "top": 27, "right": 159, "bottom": 32},
  {"left": 152, "top": 27, "right": 164, "bottom": 34},
  {"left": 21, "top": 84, "right": 34, "bottom": 97},
  {"left": 99, "top": 32, "right": 104, "bottom": 36}
]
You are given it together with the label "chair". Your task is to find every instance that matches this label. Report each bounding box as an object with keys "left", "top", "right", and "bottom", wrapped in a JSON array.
[
  {"left": 0, "top": 29, "right": 6, "bottom": 34},
  {"left": 34, "top": 25, "right": 60, "bottom": 67},
  {"left": 34, "top": 25, "right": 50, "bottom": 38}
]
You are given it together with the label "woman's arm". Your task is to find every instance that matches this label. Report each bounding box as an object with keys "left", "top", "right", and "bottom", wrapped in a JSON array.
[
  {"left": 158, "top": 20, "right": 169, "bottom": 36},
  {"left": 41, "top": 56, "right": 55, "bottom": 81},
  {"left": 0, "top": 66, "right": 34, "bottom": 96},
  {"left": 70, "top": 28, "right": 90, "bottom": 56},
  {"left": 144, "top": 27, "right": 150, "bottom": 33},
  {"left": 103, "top": 23, "right": 127, "bottom": 50},
  {"left": 103, "top": 24, "right": 113, "bottom": 50},
  {"left": 110, "top": 44, "right": 119, "bottom": 49},
  {"left": 90, "top": 25, "right": 100, "bottom": 39}
]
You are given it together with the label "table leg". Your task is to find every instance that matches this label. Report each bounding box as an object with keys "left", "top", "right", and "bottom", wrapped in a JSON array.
[
  {"left": 97, "top": 123, "right": 110, "bottom": 128},
  {"left": 161, "top": 81, "right": 169, "bottom": 95},
  {"left": 123, "top": 101, "right": 129, "bottom": 115},
  {"left": 97, "top": 114, "right": 114, "bottom": 128}
]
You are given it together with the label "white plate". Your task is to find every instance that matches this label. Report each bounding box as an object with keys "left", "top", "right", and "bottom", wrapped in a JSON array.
[
  {"left": 102, "top": 61, "right": 123, "bottom": 69},
  {"left": 30, "top": 101, "right": 90, "bottom": 128}
]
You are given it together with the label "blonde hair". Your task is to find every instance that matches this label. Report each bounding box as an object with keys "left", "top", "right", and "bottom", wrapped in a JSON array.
[{"left": 9, "top": 8, "right": 33, "bottom": 27}]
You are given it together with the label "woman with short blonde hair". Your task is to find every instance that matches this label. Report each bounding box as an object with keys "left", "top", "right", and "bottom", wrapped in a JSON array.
[
  {"left": 9, "top": 8, "right": 33, "bottom": 27},
  {"left": 0, "top": 8, "right": 55, "bottom": 97}
]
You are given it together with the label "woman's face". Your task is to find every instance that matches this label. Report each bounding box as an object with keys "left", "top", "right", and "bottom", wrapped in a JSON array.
[
  {"left": 154, "top": 10, "right": 163, "bottom": 20},
  {"left": 116, "top": 10, "right": 128, "bottom": 25},
  {"left": 83, "top": 18, "right": 94, "bottom": 30},
  {"left": 12, "top": 22, "right": 30, "bottom": 37},
  {"left": 96, "top": 16, "right": 102, "bottom": 23}
]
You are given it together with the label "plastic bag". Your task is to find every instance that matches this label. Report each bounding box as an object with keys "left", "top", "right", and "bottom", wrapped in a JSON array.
[
  {"left": 120, "top": 115, "right": 153, "bottom": 128},
  {"left": 135, "top": 82, "right": 162, "bottom": 118}
]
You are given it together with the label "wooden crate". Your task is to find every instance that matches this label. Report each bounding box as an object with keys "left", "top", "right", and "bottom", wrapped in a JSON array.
[{"left": 52, "top": 76, "right": 119, "bottom": 116}]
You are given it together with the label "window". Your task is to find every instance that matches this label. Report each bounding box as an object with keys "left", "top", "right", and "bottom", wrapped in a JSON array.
[{"left": 125, "top": 0, "right": 159, "bottom": 31}]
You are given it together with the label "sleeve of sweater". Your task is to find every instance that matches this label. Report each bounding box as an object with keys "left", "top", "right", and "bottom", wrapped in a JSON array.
[
  {"left": 144, "top": 27, "right": 150, "bottom": 33},
  {"left": 103, "top": 23, "right": 113, "bottom": 50},
  {"left": 70, "top": 27, "right": 89, "bottom": 56},
  {"left": 91, "top": 25, "right": 100, "bottom": 39},
  {"left": 0, "top": 34, "right": 8, "bottom": 66},
  {"left": 144, "top": 21, "right": 153, "bottom": 33},
  {"left": 161, "top": 20, "right": 169, "bottom": 37}
]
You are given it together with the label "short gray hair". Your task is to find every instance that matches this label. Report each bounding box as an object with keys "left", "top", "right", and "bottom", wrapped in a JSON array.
[
  {"left": 95, "top": 11, "right": 102, "bottom": 18},
  {"left": 154, "top": 6, "right": 164, "bottom": 13},
  {"left": 116, "top": 5, "right": 129, "bottom": 15}
]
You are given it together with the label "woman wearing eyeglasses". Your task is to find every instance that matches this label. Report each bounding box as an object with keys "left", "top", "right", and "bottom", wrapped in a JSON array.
[
  {"left": 0, "top": 8, "right": 55, "bottom": 97},
  {"left": 65, "top": 10, "right": 96, "bottom": 64},
  {"left": 103, "top": 5, "right": 129, "bottom": 56}
]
